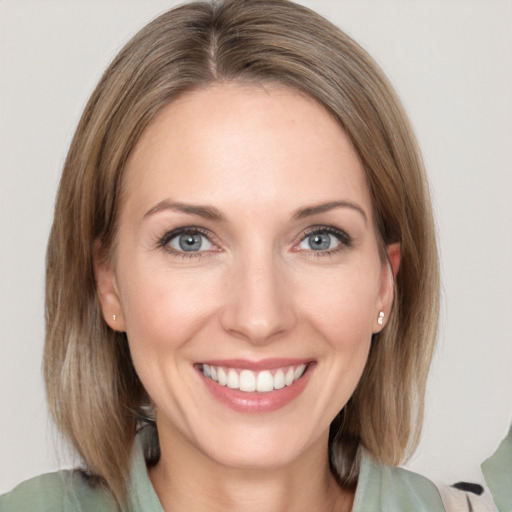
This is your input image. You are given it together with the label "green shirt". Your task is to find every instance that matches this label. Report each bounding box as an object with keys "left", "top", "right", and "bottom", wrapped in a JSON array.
[
  {"left": 0, "top": 431, "right": 445, "bottom": 511},
  {"left": 482, "top": 424, "right": 512, "bottom": 512}
]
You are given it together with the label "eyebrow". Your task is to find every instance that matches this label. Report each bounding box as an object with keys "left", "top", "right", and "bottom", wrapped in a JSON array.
[
  {"left": 143, "top": 199, "right": 367, "bottom": 224},
  {"left": 292, "top": 200, "right": 367, "bottom": 223},
  {"left": 143, "top": 200, "right": 226, "bottom": 222}
]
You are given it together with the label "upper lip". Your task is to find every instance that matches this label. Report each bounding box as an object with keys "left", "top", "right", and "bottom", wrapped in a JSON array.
[{"left": 197, "top": 358, "right": 313, "bottom": 371}]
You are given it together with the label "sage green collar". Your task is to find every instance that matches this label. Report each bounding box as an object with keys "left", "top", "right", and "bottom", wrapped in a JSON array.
[
  {"left": 126, "top": 429, "right": 445, "bottom": 512},
  {"left": 126, "top": 429, "right": 163, "bottom": 511}
]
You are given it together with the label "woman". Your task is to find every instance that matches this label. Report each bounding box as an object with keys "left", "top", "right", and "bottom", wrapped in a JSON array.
[{"left": 1, "top": 0, "right": 443, "bottom": 510}]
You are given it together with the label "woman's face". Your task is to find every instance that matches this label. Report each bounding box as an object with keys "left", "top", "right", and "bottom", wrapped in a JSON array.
[{"left": 97, "top": 83, "right": 396, "bottom": 470}]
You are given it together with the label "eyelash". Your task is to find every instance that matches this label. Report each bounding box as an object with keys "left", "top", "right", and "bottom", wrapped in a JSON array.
[
  {"left": 155, "top": 227, "right": 218, "bottom": 260},
  {"left": 298, "top": 226, "right": 352, "bottom": 257},
  {"left": 155, "top": 225, "right": 352, "bottom": 259}
]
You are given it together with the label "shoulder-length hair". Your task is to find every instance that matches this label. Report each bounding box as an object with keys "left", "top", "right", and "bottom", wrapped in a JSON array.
[{"left": 44, "top": 0, "right": 439, "bottom": 504}]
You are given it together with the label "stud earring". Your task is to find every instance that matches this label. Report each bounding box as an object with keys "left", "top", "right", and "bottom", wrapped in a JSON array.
[
  {"left": 112, "top": 314, "right": 116, "bottom": 321},
  {"left": 377, "top": 311, "right": 384, "bottom": 325}
]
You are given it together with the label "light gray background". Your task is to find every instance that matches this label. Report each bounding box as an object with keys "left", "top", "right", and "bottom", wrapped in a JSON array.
[{"left": 1, "top": 0, "right": 511, "bottom": 494}]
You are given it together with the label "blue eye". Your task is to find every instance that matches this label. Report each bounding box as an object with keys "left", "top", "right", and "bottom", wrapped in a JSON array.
[
  {"left": 167, "top": 231, "right": 214, "bottom": 252},
  {"left": 298, "top": 229, "right": 348, "bottom": 252}
]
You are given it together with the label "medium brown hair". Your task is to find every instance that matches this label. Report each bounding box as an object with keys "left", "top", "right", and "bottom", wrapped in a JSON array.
[{"left": 44, "top": 0, "right": 439, "bottom": 504}]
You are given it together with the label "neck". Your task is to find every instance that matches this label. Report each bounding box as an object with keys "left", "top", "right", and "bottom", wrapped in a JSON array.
[{"left": 148, "top": 421, "right": 354, "bottom": 512}]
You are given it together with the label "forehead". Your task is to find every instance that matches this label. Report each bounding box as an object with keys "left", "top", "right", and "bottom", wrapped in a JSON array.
[{"left": 122, "top": 83, "right": 373, "bottom": 221}]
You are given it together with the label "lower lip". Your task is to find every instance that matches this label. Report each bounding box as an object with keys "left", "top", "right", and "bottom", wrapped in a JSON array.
[{"left": 198, "top": 364, "right": 314, "bottom": 414}]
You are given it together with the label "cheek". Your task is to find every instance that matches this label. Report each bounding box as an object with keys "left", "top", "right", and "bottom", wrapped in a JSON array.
[
  {"left": 115, "top": 262, "right": 226, "bottom": 412},
  {"left": 296, "top": 267, "right": 377, "bottom": 419},
  {"left": 295, "top": 264, "right": 380, "bottom": 346},
  {"left": 117, "top": 261, "right": 223, "bottom": 355}
]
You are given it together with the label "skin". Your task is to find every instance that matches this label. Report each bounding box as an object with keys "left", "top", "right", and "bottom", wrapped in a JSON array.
[{"left": 96, "top": 83, "right": 399, "bottom": 512}]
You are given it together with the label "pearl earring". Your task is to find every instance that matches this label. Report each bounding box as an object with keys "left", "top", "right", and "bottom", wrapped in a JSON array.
[
  {"left": 112, "top": 314, "right": 116, "bottom": 321},
  {"left": 377, "top": 311, "right": 384, "bottom": 325}
]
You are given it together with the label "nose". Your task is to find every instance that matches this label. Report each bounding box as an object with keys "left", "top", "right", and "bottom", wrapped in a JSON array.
[{"left": 219, "top": 251, "right": 297, "bottom": 345}]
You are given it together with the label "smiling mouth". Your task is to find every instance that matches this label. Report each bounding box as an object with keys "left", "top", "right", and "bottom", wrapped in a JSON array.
[{"left": 198, "top": 363, "right": 309, "bottom": 393}]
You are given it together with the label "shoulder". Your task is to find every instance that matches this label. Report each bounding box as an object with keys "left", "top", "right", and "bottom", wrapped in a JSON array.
[
  {"left": 379, "top": 465, "right": 447, "bottom": 511},
  {"left": 482, "top": 424, "right": 512, "bottom": 512},
  {"left": 0, "top": 470, "right": 117, "bottom": 512},
  {"left": 354, "top": 451, "right": 446, "bottom": 511}
]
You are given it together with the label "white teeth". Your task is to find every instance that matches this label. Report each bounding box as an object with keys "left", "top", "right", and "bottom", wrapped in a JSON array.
[
  {"left": 273, "top": 369, "right": 285, "bottom": 390},
  {"left": 201, "top": 363, "right": 309, "bottom": 393},
  {"left": 239, "top": 370, "right": 256, "bottom": 392},
  {"left": 256, "top": 370, "right": 274, "bottom": 392},
  {"left": 217, "top": 367, "right": 227, "bottom": 386},
  {"left": 227, "top": 369, "right": 239, "bottom": 389},
  {"left": 294, "top": 364, "right": 306, "bottom": 380}
]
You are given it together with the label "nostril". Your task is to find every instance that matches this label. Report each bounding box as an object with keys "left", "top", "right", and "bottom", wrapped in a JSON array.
[{"left": 218, "top": 261, "right": 298, "bottom": 344}]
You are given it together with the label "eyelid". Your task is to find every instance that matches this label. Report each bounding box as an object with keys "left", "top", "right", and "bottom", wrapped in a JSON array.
[
  {"left": 154, "top": 224, "right": 352, "bottom": 258},
  {"left": 293, "top": 225, "right": 352, "bottom": 253},
  {"left": 301, "top": 225, "right": 351, "bottom": 242},
  {"left": 156, "top": 226, "right": 221, "bottom": 256}
]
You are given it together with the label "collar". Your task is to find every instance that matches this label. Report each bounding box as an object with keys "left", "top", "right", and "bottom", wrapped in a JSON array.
[{"left": 125, "top": 427, "right": 445, "bottom": 512}]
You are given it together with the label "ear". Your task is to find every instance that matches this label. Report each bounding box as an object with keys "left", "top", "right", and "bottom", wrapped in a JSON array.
[
  {"left": 94, "top": 242, "right": 126, "bottom": 332},
  {"left": 374, "top": 242, "right": 401, "bottom": 332}
]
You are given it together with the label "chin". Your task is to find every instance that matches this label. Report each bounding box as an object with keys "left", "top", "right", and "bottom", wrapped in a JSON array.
[{"left": 191, "top": 420, "right": 325, "bottom": 471}]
